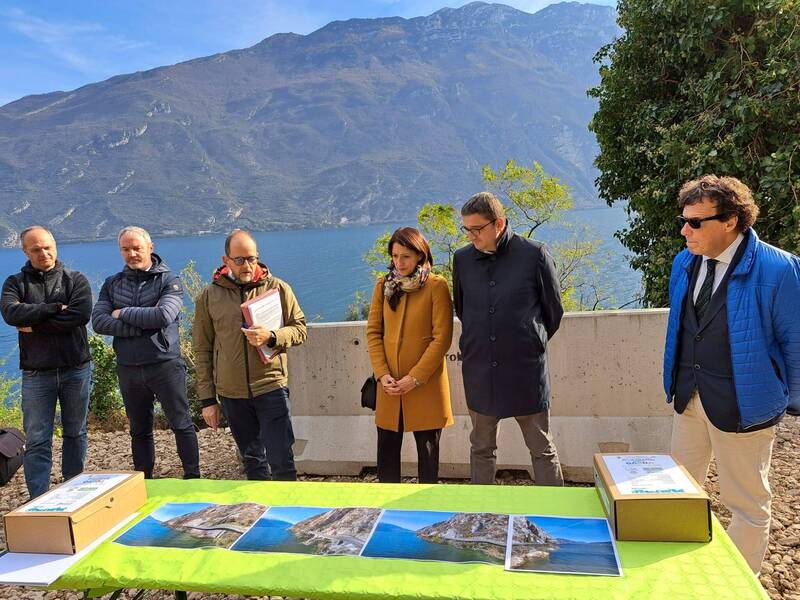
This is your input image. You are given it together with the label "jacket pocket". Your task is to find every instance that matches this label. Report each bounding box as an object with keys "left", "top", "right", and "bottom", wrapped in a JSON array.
[{"left": 150, "top": 329, "right": 170, "bottom": 353}]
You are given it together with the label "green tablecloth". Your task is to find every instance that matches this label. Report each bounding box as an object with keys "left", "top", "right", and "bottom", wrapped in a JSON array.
[{"left": 53, "top": 479, "right": 767, "bottom": 599}]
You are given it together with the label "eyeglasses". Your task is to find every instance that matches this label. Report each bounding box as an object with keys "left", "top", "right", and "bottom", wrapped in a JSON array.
[
  {"left": 460, "top": 220, "right": 496, "bottom": 235},
  {"left": 676, "top": 213, "right": 732, "bottom": 230},
  {"left": 227, "top": 255, "right": 259, "bottom": 266}
]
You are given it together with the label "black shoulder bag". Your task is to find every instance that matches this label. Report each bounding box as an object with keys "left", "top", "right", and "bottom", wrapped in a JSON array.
[
  {"left": 361, "top": 309, "right": 384, "bottom": 411},
  {"left": 0, "top": 428, "right": 25, "bottom": 486},
  {"left": 361, "top": 376, "right": 377, "bottom": 410}
]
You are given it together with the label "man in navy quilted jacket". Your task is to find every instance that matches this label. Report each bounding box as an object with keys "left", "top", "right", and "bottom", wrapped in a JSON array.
[
  {"left": 664, "top": 175, "right": 800, "bottom": 573},
  {"left": 92, "top": 226, "right": 200, "bottom": 479}
]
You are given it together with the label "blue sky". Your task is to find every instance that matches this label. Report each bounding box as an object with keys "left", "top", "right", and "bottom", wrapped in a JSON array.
[
  {"left": 525, "top": 516, "right": 613, "bottom": 543},
  {"left": 0, "top": 0, "right": 615, "bottom": 107},
  {"left": 258, "top": 506, "right": 327, "bottom": 525},
  {"left": 150, "top": 502, "right": 215, "bottom": 522},
  {"left": 382, "top": 509, "right": 463, "bottom": 530}
]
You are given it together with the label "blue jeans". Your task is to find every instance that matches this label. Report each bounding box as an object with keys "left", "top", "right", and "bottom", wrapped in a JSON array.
[
  {"left": 21, "top": 364, "right": 91, "bottom": 499},
  {"left": 220, "top": 387, "right": 297, "bottom": 481}
]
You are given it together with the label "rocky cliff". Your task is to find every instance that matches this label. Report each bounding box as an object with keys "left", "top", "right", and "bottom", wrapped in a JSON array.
[
  {"left": 289, "top": 506, "right": 382, "bottom": 555},
  {"left": 163, "top": 502, "right": 267, "bottom": 547}
]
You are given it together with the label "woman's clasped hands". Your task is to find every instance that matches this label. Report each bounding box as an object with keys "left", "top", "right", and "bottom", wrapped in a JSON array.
[{"left": 380, "top": 373, "right": 416, "bottom": 395}]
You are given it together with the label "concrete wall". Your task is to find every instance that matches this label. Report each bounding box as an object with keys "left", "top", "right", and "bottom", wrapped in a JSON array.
[{"left": 287, "top": 309, "right": 671, "bottom": 482}]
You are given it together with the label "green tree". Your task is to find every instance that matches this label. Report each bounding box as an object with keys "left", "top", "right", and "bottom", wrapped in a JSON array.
[
  {"left": 344, "top": 290, "right": 371, "bottom": 321},
  {"left": 484, "top": 160, "right": 610, "bottom": 310},
  {"left": 482, "top": 160, "right": 571, "bottom": 237},
  {"left": 417, "top": 202, "right": 467, "bottom": 286},
  {"left": 346, "top": 159, "right": 613, "bottom": 317},
  {"left": 589, "top": 0, "right": 800, "bottom": 306}
]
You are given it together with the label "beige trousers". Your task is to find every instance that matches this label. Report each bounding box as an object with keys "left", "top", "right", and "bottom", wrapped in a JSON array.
[
  {"left": 670, "top": 393, "right": 775, "bottom": 573},
  {"left": 468, "top": 408, "right": 563, "bottom": 486}
]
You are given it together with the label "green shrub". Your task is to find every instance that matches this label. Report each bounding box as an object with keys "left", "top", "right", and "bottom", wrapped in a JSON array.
[
  {"left": 0, "top": 373, "right": 22, "bottom": 429},
  {"left": 88, "top": 334, "right": 125, "bottom": 424},
  {"left": 179, "top": 260, "right": 208, "bottom": 426}
]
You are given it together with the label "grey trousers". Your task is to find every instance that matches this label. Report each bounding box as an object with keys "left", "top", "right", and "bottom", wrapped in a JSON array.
[{"left": 469, "top": 408, "right": 564, "bottom": 486}]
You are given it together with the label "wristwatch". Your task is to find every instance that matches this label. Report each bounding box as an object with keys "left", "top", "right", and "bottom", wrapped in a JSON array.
[{"left": 412, "top": 376, "right": 422, "bottom": 387}]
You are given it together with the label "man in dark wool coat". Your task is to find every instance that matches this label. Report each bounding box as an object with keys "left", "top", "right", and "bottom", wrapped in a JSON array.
[{"left": 453, "top": 192, "right": 564, "bottom": 486}]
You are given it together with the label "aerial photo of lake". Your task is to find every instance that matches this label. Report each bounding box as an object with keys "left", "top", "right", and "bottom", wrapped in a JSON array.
[
  {"left": 362, "top": 510, "right": 508, "bottom": 565},
  {"left": 232, "top": 506, "right": 330, "bottom": 554},
  {"left": 114, "top": 502, "right": 267, "bottom": 550},
  {"left": 508, "top": 515, "right": 621, "bottom": 576}
]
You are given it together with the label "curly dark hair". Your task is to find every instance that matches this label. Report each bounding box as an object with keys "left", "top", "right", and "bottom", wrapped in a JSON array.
[{"left": 678, "top": 175, "right": 759, "bottom": 232}]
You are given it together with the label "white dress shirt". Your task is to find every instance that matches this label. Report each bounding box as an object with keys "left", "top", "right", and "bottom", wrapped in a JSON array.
[{"left": 692, "top": 232, "right": 745, "bottom": 302}]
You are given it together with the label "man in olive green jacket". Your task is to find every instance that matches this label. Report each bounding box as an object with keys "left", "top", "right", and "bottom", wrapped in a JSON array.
[{"left": 193, "top": 230, "right": 307, "bottom": 480}]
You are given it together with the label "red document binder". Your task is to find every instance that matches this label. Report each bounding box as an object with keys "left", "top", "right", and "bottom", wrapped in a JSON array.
[{"left": 240, "top": 288, "right": 283, "bottom": 364}]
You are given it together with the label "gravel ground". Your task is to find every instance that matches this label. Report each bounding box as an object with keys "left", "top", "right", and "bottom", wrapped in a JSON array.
[{"left": 1, "top": 418, "right": 798, "bottom": 600}]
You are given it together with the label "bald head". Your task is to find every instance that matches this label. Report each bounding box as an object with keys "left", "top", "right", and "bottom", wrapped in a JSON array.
[
  {"left": 20, "top": 226, "right": 54, "bottom": 247},
  {"left": 224, "top": 229, "right": 257, "bottom": 256},
  {"left": 222, "top": 230, "right": 259, "bottom": 283},
  {"left": 21, "top": 226, "right": 57, "bottom": 272}
]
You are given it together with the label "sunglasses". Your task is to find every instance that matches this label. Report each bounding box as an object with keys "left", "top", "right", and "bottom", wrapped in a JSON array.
[
  {"left": 676, "top": 213, "right": 732, "bottom": 230},
  {"left": 460, "top": 220, "right": 496, "bottom": 235},
  {"left": 227, "top": 255, "right": 259, "bottom": 266}
]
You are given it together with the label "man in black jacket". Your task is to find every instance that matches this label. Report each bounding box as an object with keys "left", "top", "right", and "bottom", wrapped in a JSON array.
[
  {"left": 1, "top": 226, "right": 92, "bottom": 499},
  {"left": 453, "top": 192, "right": 565, "bottom": 486},
  {"left": 92, "top": 226, "right": 199, "bottom": 480}
]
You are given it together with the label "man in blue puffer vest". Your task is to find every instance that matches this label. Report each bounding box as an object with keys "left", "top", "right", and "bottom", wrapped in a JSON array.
[
  {"left": 664, "top": 175, "right": 800, "bottom": 573},
  {"left": 92, "top": 226, "right": 200, "bottom": 480}
]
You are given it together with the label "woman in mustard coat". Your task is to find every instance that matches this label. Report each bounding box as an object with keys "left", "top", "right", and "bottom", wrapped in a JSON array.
[{"left": 366, "top": 227, "right": 454, "bottom": 483}]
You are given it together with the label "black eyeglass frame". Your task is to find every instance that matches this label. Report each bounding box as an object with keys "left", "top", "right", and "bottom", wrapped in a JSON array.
[
  {"left": 676, "top": 213, "right": 733, "bottom": 230},
  {"left": 460, "top": 219, "right": 496, "bottom": 235},
  {"left": 227, "top": 255, "right": 259, "bottom": 266}
]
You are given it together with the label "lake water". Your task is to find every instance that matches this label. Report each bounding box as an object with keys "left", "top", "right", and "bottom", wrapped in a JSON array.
[
  {"left": 232, "top": 513, "right": 324, "bottom": 554},
  {"left": 514, "top": 541, "right": 620, "bottom": 575},
  {"left": 0, "top": 206, "right": 640, "bottom": 373},
  {"left": 362, "top": 521, "right": 505, "bottom": 564},
  {"left": 114, "top": 514, "right": 223, "bottom": 549}
]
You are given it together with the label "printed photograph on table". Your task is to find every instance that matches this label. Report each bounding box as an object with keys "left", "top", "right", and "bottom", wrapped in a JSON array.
[
  {"left": 114, "top": 502, "right": 268, "bottom": 550},
  {"left": 362, "top": 510, "right": 509, "bottom": 565},
  {"left": 231, "top": 506, "right": 382, "bottom": 555},
  {"left": 506, "top": 515, "right": 622, "bottom": 576}
]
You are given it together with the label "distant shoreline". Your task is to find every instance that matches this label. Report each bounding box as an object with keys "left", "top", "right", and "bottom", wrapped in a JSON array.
[{"left": 1, "top": 204, "right": 622, "bottom": 249}]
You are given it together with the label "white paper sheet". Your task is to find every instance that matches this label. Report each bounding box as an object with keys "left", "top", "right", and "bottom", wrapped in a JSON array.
[
  {"left": 0, "top": 513, "right": 137, "bottom": 586},
  {"left": 241, "top": 288, "right": 283, "bottom": 362},
  {"left": 20, "top": 473, "right": 130, "bottom": 513},
  {"left": 602, "top": 454, "right": 697, "bottom": 495}
]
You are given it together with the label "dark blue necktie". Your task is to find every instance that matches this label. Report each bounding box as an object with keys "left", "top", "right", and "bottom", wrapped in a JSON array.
[{"left": 694, "top": 258, "right": 718, "bottom": 321}]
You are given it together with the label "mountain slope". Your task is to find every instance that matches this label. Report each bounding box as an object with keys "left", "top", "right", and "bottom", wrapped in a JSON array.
[{"left": 0, "top": 1, "right": 619, "bottom": 245}]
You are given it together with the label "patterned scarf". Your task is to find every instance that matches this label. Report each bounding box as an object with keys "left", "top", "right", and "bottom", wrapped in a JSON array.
[{"left": 384, "top": 263, "right": 430, "bottom": 308}]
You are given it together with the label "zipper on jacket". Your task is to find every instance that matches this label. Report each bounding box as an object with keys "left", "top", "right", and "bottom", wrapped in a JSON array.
[{"left": 239, "top": 286, "right": 254, "bottom": 399}]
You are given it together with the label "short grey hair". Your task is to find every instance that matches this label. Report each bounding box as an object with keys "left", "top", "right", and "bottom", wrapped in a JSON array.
[
  {"left": 118, "top": 226, "right": 152, "bottom": 245},
  {"left": 19, "top": 225, "right": 54, "bottom": 247}
]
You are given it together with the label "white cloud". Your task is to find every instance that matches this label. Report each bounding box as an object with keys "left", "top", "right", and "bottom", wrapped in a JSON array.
[{"left": 3, "top": 8, "right": 149, "bottom": 74}]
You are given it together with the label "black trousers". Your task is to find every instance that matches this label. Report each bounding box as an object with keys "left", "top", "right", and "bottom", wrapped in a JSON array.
[
  {"left": 377, "top": 405, "right": 441, "bottom": 483},
  {"left": 116, "top": 358, "right": 200, "bottom": 479},
  {"left": 220, "top": 387, "right": 297, "bottom": 481}
]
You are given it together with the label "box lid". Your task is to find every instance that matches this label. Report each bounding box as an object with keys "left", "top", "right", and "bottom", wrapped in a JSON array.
[{"left": 594, "top": 453, "right": 708, "bottom": 500}]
